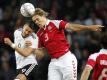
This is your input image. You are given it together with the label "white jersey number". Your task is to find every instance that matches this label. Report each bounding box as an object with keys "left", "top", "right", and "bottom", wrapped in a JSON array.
[
  {"left": 18, "top": 43, "right": 21, "bottom": 48},
  {"left": 98, "top": 68, "right": 107, "bottom": 80},
  {"left": 44, "top": 33, "right": 49, "bottom": 41}
]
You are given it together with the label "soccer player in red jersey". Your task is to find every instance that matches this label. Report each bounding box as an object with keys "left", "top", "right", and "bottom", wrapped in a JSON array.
[
  {"left": 80, "top": 32, "right": 107, "bottom": 80},
  {"left": 29, "top": 8, "right": 103, "bottom": 80}
]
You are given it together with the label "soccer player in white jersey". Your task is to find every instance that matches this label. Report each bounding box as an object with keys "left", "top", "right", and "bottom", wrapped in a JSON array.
[
  {"left": 80, "top": 31, "right": 107, "bottom": 80},
  {"left": 24, "top": 8, "right": 103, "bottom": 80},
  {"left": 4, "top": 21, "right": 39, "bottom": 80}
]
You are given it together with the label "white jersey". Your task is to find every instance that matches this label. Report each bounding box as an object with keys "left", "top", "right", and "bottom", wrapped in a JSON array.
[{"left": 14, "top": 28, "right": 38, "bottom": 69}]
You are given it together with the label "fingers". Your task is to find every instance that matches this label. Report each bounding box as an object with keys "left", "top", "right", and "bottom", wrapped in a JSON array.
[
  {"left": 98, "top": 25, "right": 104, "bottom": 27},
  {"left": 4, "top": 38, "right": 12, "bottom": 45},
  {"left": 4, "top": 38, "right": 8, "bottom": 43},
  {"left": 101, "top": 27, "right": 107, "bottom": 32},
  {"left": 95, "top": 25, "right": 105, "bottom": 31}
]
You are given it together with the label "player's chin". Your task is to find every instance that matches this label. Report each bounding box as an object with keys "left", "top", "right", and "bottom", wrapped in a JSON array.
[
  {"left": 25, "top": 35, "right": 29, "bottom": 37},
  {"left": 40, "top": 25, "right": 44, "bottom": 28}
]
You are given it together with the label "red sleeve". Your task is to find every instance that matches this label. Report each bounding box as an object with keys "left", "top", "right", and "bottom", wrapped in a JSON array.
[
  {"left": 59, "top": 20, "right": 68, "bottom": 29},
  {"left": 87, "top": 59, "right": 96, "bottom": 68}
]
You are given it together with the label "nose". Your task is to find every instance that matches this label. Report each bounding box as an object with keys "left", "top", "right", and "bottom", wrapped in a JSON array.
[
  {"left": 25, "top": 31, "right": 29, "bottom": 35},
  {"left": 33, "top": 19, "right": 37, "bottom": 23},
  {"left": 34, "top": 19, "right": 40, "bottom": 25}
]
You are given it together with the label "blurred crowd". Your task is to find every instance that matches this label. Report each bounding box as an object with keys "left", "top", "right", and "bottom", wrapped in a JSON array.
[{"left": 0, "top": 0, "right": 107, "bottom": 80}]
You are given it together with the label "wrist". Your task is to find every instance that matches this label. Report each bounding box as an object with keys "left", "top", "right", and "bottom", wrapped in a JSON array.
[
  {"left": 11, "top": 43, "right": 16, "bottom": 49},
  {"left": 87, "top": 26, "right": 91, "bottom": 30}
]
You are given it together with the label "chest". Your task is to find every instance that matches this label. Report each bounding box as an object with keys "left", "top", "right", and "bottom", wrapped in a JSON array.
[
  {"left": 15, "top": 35, "right": 25, "bottom": 48},
  {"left": 39, "top": 25, "right": 64, "bottom": 43},
  {"left": 96, "top": 54, "right": 107, "bottom": 68}
]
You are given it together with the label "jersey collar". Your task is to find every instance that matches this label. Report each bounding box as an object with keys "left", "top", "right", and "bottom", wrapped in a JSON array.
[
  {"left": 100, "top": 48, "right": 107, "bottom": 53},
  {"left": 44, "top": 19, "right": 50, "bottom": 30}
]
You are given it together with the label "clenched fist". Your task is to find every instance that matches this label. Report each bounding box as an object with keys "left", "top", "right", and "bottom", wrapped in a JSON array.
[
  {"left": 4, "top": 38, "right": 13, "bottom": 46},
  {"left": 88, "top": 25, "right": 104, "bottom": 31}
]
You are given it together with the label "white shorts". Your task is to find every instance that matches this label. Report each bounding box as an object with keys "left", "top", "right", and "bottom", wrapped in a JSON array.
[{"left": 48, "top": 51, "right": 77, "bottom": 80}]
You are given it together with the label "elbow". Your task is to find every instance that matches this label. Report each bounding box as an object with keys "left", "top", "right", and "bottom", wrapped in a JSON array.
[
  {"left": 21, "top": 52, "right": 31, "bottom": 57},
  {"left": 23, "top": 54, "right": 29, "bottom": 57}
]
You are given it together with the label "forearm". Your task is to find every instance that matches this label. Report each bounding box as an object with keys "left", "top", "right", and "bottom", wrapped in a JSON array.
[
  {"left": 80, "top": 66, "right": 92, "bottom": 80},
  {"left": 80, "top": 70, "right": 90, "bottom": 80},
  {"left": 66, "top": 23, "right": 101, "bottom": 31},
  {"left": 34, "top": 48, "right": 46, "bottom": 59},
  {"left": 11, "top": 43, "right": 33, "bottom": 57},
  {"left": 15, "top": 47, "right": 31, "bottom": 57},
  {"left": 66, "top": 23, "right": 90, "bottom": 31}
]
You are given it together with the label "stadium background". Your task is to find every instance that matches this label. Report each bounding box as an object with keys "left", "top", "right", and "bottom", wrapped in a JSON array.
[{"left": 0, "top": 0, "right": 107, "bottom": 80}]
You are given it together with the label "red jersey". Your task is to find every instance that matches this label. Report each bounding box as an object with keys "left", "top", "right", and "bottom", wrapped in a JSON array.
[
  {"left": 37, "top": 19, "right": 70, "bottom": 58},
  {"left": 87, "top": 49, "right": 107, "bottom": 80}
]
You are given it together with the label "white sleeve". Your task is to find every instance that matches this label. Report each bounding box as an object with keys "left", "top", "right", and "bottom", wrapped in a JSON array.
[
  {"left": 29, "top": 34, "right": 38, "bottom": 49},
  {"left": 14, "top": 30, "right": 18, "bottom": 43},
  {"left": 51, "top": 20, "right": 67, "bottom": 29},
  {"left": 51, "top": 20, "right": 62, "bottom": 29},
  {"left": 88, "top": 53, "right": 99, "bottom": 61}
]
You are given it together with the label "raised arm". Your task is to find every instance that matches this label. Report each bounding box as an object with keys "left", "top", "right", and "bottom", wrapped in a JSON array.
[
  {"left": 4, "top": 38, "right": 34, "bottom": 57},
  {"left": 80, "top": 65, "right": 92, "bottom": 80},
  {"left": 65, "top": 23, "right": 103, "bottom": 31},
  {"left": 25, "top": 40, "right": 46, "bottom": 59}
]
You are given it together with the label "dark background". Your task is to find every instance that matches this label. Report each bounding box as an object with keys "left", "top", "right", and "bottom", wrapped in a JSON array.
[{"left": 0, "top": 0, "right": 107, "bottom": 80}]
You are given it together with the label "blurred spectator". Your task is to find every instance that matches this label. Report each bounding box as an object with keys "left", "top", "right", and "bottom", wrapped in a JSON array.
[
  {"left": 95, "top": 1, "right": 107, "bottom": 19},
  {"left": 0, "top": 0, "right": 107, "bottom": 80},
  {"left": 84, "top": 11, "right": 102, "bottom": 25},
  {"left": 79, "top": 0, "right": 94, "bottom": 19},
  {"left": 0, "top": 48, "right": 15, "bottom": 80},
  {"left": 73, "top": 41, "right": 82, "bottom": 60},
  {"left": 74, "top": 14, "right": 85, "bottom": 25},
  {"left": 0, "top": 23, "right": 11, "bottom": 44},
  {"left": 101, "top": 10, "right": 107, "bottom": 27},
  {"left": 0, "top": 7, "right": 3, "bottom": 20}
]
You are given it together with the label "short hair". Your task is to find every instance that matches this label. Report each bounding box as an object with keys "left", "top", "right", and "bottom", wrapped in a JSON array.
[
  {"left": 25, "top": 20, "right": 38, "bottom": 31},
  {"left": 32, "top": 8, "right": 48, "bottom": 17}
]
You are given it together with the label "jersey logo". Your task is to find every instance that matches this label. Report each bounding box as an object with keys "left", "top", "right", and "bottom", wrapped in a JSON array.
[
  {"left": 22, "top": 69, "right": 26, "bottom": 73},
  {"left": 48, "top": 26, "right": 52, "bottom": 31},
  {"left": 100, "top": 60, "right": 107, "bottom": 65}
]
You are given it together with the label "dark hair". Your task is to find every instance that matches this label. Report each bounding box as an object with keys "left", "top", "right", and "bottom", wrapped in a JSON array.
[{"left": 25, "top": 20, "right": 38, "bottom": 32}]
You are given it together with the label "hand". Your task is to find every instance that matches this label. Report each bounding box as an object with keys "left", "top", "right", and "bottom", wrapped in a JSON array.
[
  {"left": 25, "top": 41, "right": 32, "bottom": 46},
  {"left": 4, "top": 38, "right": 13, "bottom": 46},
  {"left": 89, "top": 25, "right": 104, "bottom": 31}
]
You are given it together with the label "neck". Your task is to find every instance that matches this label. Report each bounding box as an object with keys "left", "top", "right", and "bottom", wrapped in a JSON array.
[
  {"left": 41, "top": 18, "right": 48, "bottom": 29},
  {"left": 21, "top": 32, "right": 26, "bottom": 38}
]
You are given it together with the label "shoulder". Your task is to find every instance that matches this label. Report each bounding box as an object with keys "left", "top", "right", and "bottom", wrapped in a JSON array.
[
  {"left": 88, "top": 52, "right": 99, "bottom": 61},
  {"left": 50, "top": 20, "right": 68, "bottom": 29},
  {"left": 14, "top": 28, "right": 22, "bottom": 36},
  {"left": 50, "top": 20, "right": 62, "bottom": 25},
  {"left": 31, "top": 33, "right": 38, "bottom": 39}
]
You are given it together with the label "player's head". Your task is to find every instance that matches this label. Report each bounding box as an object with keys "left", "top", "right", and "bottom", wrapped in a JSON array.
[
  {"left": 32, "top": 8, "right": 48, "bottom": 28},
  {"left": 22, "top": 21, "right": 35, "bottom": 37},
  {"left": 100, "top": 31, "right": 107, "bottom": 49}
]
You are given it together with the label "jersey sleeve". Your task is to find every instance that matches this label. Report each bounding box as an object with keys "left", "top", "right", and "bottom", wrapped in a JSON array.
[
  {"left": 29, "top": 34, "right": 39, "bottom": 49},
  {"left": 52, "top": 20, "right": 68, "bottom": 29},
  {"left": 59, "top": 20, "right": 68, "bottom": 29},
  {"left": 14, "top": 29, "right": 19, "bottom": 43},
  {"left": 86, "top": 53, "right": 98, "bottom": 69}
]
